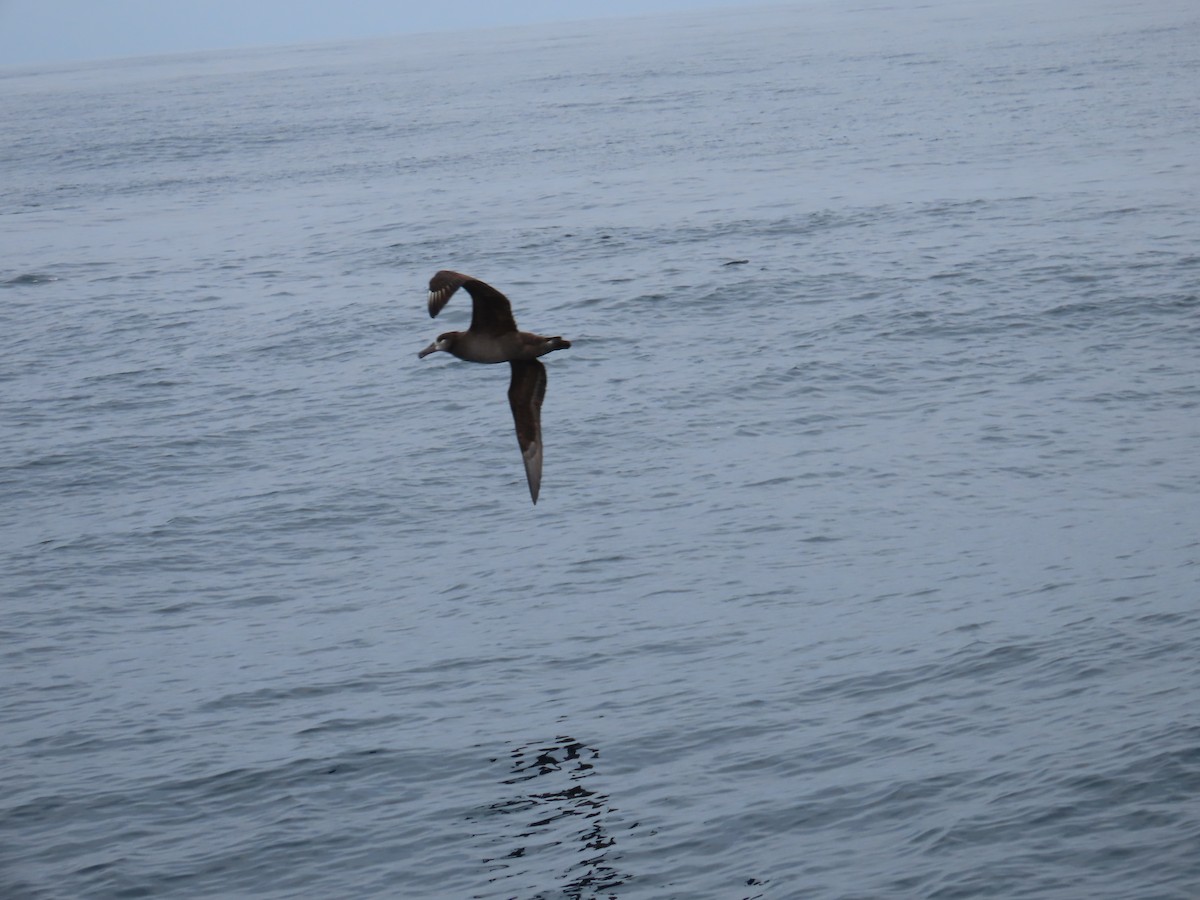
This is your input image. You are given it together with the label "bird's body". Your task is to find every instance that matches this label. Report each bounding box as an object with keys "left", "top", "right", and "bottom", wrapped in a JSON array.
[
  {"left": 423, "top": 329, "right": 561, "bottom": 365},
  {"left": 418, "top": 271, "right": 570, "bottom": 504}
]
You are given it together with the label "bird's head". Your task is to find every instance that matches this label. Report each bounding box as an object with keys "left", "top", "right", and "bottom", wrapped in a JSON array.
[{"left": 418, "top": 332, "right": 457, "bottom": 358}]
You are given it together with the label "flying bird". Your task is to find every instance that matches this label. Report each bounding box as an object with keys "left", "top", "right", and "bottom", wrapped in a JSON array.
[{"left": 418, "top": 270, "right": 571, "bottom": 504}]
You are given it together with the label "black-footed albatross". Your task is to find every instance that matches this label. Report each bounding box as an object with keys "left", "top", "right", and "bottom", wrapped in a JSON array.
[{"left": 418, "top": 270, "right": 571, "bottom": 504}]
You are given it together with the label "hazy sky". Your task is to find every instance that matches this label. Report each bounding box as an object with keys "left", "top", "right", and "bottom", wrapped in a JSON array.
[{"left": 0, "top": 0, "right": 766, "bottom": 66}]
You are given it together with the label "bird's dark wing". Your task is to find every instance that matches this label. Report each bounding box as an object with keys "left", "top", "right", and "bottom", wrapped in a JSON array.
[
  {"left": 508, "top": 359, "right": 547, "bottom": 504},
  {"left": 427, "top": 270, "right": 518, "bottom": 335}
]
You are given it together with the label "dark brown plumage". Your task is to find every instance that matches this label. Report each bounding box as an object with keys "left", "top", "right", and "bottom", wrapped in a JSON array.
[{"left": 418, "top": 271, "right": 570, "bottom": 504}]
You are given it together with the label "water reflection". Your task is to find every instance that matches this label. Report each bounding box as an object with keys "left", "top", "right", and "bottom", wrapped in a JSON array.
[{"left": 469, "top": 734, "right": 628, "bottom": 900}]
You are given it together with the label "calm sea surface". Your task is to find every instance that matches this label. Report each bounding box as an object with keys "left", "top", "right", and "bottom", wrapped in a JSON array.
[{"left": 2, "top": 1, "right": 1199, "bottom": 897}]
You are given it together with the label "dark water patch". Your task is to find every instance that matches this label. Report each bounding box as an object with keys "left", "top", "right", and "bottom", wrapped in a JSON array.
[
  {"left": 199, "top": 679, "right": 383, "bottom": 713},
  {"left": 2, "top": 273, "right": 58, "bottom": 287}
]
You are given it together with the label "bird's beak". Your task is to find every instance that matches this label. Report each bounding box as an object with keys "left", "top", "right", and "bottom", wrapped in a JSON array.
[{"left": 417, "top": 340, "right": 441, "bottom": 359}]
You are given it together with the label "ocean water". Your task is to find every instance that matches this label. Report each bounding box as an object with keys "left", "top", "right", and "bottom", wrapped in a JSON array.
[{"left": 2, "top": 0, "right": 1199, "bottom": 897}]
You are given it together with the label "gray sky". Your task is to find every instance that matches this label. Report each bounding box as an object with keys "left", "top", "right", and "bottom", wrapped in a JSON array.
[{"left": 0, "top": 0, "right": 763, "bottom": 66}]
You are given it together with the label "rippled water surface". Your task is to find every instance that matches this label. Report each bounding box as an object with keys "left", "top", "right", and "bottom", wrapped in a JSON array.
[{"left": 3, "top": 0, "right": 1199, "bottom": 897}]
